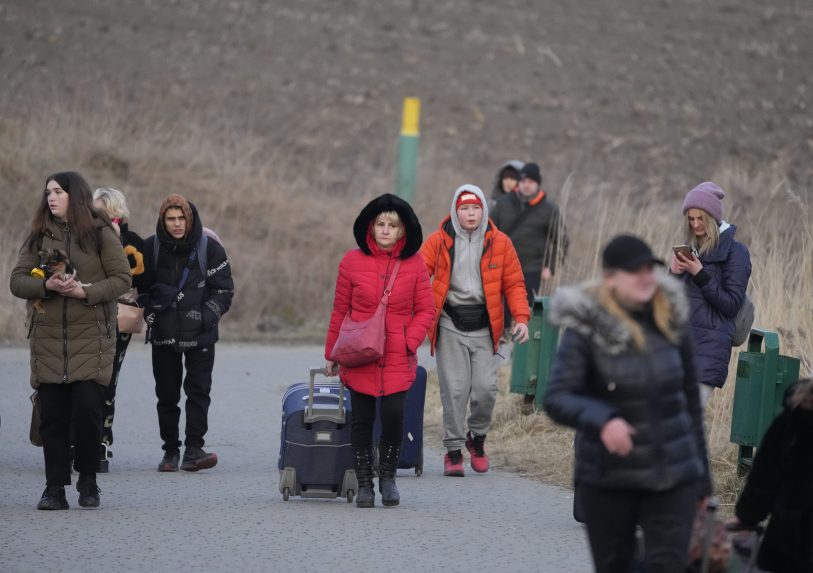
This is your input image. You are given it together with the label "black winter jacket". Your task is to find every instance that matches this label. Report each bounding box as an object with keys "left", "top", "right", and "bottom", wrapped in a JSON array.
[
  {"left": 543, "top": 275, "right": 710, "bottom": 493},
  {"left": 736, "top": 380, "right": 813, "bottom": 573},
  {"left": 118, "top": 221, "right": 151, "bottom": 294},
  {"left": 491, "top": 191, "right": 568, "bottom": 274},
  {"left": 141, "top": 203, "right": 234, "bottom": 351}
]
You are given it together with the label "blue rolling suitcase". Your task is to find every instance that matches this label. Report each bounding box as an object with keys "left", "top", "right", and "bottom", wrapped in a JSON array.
[
  {"left": 374, "top": 365, "right": 427, "bottom": 476},
  {"left": 278, "top": 368, "right": 357, "bottom": 502}
]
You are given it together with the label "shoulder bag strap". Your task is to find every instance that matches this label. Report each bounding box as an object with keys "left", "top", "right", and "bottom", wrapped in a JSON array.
[
  {"left": 176, "top": 248, "right": 199, "bottom": 291},
  {"left": 380, "top": 260, "right": 401, "bottom": 305},
  {"left": 152, "top": 236, "right": 160, "bottom": 271},
  {"left": 197, "top": 233, "right": 208, "bottom": 277}
]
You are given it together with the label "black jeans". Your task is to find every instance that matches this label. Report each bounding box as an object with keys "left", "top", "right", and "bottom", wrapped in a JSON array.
[
  {"left": 578, "top": 481, "right": 698, "bottom": 573},
  {"left": 349, "top": 389, "right": 406, "bottom": 449},
  {"left": 101, "top": 331, "right": 132, "bottom": 445},
  {"left": 152, "top": 344, "right": 215, "bottom": 452},
  {"left": 39, "top": 381, "right": 105, "bottom": 485}
]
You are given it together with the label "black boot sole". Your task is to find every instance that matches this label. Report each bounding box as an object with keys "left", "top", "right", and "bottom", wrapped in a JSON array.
[
  {"left": 382, "top": 499, "right": 399, "bottom": 507},
  {"left": 78, "top": 498, "right": 100, "bottom": 509},
  {"left": 37, "top": 501, "right": 69, "bottom": 510}
]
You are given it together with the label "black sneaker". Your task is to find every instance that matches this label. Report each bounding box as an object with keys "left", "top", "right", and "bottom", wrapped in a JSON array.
[
  {"left": 157, "top": 450, "right": 180, "bottom": 472},
  {"left": 76, "top": 474, "right": 100, "bottom": 509},
  {"left": 37, "top": 485, "right": 69, "bottom": 510},
  {"left": 180, "top": 447, "right": 218, "bottom": 472}
]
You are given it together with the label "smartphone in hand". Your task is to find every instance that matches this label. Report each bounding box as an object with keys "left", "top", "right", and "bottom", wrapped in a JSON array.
[{"left": 672, "top": 245, "right": 694, "bottom": 259}]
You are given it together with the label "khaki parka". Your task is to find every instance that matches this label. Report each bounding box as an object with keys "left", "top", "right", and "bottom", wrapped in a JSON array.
[{"left": 10, "top": 217, "right": 131, "bottom": 388}]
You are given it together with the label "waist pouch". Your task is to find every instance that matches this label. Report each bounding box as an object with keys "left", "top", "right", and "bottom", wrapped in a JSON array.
[
  {"left": 149, "top": 283, "right": 180, "bottom": 313},
  {"left": 443, "top": 303, "right": 489, "bottom": 332}
]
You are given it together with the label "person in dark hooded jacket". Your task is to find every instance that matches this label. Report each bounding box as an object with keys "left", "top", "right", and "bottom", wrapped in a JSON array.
[
  {"left": 141, "top": 194, "right": 234, "bottom": 473},
  {"left": 670, "top": 182, "right": 751, "bottom": 406},
  {"left": 489, "top": 160, "right": 524, "bottom": 208},
  {"left": 325, "top": 194, "right": 434, "bottom": 508},
  {"left": 730, "top": 378, "right": 813, "bottom": 573}
]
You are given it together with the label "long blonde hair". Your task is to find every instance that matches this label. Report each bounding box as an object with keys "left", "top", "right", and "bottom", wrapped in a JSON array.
[
  {"left": 684, "top": 209, "right": 720, "bottom": 257},
  {"left": 597, "top": 283, "right": 680, "bottom": 352}
]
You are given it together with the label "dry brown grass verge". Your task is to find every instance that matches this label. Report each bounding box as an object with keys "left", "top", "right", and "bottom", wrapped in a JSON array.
[
  {"left": 425, "top": 366, "right": 575, "bottom": 489},
  {"left": 424, "top": 365, "right": 748, "bottom": 515}
]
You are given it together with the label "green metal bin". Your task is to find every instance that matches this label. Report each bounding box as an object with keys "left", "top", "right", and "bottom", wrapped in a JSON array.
[
  {"left": 730, "top": 329, "right": 800, "bottom": 471},
  {"left": 509, "top": 296, "right": 560, "bottom": 410}
]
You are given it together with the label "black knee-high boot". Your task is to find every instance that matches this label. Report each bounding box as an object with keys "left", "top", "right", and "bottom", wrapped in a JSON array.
[
  {"left": 378, "top": 441, "right": 401, "bottom": 507},
  {"left": 353, "top": 447, "right": 375, "bottom": 508}
]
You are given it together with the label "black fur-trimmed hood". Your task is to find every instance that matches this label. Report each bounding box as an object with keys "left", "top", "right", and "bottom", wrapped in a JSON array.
[
  {"left": 549, "top": 273, "right": 689, "bottom": 355},
  {"left": 353, "top": 193, "right": 423, "bottom": 259}
]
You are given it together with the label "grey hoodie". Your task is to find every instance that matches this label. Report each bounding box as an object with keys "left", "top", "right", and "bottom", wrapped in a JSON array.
[{"left": 440, "top": 184, "right": 490, "bottom": 336}]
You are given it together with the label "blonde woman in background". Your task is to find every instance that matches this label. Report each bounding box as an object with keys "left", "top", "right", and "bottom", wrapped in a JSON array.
[
  {"left": 92, "top": 187, "right": 149, "bottom": 472},
  {"left": 670, "top": 182, "right": 752, "bottom": 406}
]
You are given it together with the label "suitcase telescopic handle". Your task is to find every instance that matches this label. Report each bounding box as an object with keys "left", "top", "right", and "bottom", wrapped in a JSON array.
[{"left": 305, "top": 367, "right": 347, "bottom": 424}]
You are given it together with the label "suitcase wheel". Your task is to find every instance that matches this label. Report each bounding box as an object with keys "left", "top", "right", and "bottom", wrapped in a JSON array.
[
  {"left": 415, "top": 448, "right": 423, "bottom": 477},
  {"left": 282, "top": 487, "right": 290, "bottom": 501},
  {"left": 346, "top": 490, "right": 354, "bottom": 503}
]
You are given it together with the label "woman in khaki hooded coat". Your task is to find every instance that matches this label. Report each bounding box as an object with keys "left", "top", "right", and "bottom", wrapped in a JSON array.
[{"left": 10, "top": 171, "right": 131, "bottom": 510}]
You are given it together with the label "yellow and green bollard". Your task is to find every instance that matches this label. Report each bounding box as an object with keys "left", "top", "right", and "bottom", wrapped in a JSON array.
[{"left": 396, "top": 97, "right": 420, "bottom": 204}]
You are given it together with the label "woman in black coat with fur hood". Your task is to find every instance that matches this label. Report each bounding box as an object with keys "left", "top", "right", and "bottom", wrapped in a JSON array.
[
  {"left": 543, "top": 235, "right": 710, "bottom": 573},
  {"left": 730, "top": 378, "right": 813, "bottom": 572}
]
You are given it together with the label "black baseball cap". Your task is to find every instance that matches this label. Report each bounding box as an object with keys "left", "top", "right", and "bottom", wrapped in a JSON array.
[{"left": 602, "top": 235, "right": 664, "bottom": 271}]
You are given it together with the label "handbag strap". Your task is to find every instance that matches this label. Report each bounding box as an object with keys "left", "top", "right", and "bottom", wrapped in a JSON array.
[{"left": 380, "top": 260, "right": 401, "bottom": 305}]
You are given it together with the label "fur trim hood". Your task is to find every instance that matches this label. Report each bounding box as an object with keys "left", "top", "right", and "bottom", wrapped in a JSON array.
[
  {"left": 353, "top": 193, "right": 423, "bottom": 259},
  {"left": 549, "top": 273, "right": 689, "bottom": 355}
]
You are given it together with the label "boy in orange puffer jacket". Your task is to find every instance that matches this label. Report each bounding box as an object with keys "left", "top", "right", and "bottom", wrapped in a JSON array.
[{"left": 420, "top": 184, "right": 530, "bottom": 476}]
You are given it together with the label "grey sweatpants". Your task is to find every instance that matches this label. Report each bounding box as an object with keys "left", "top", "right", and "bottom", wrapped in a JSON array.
[{"left": 436, "top": 327, "right": 499, "bottom": 452}]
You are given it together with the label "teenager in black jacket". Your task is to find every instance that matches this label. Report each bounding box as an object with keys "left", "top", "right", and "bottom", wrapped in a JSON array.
[
  {"left": 543, "top": 235, "right": 710, "bottom": 573},
  {"left": 142, "top": 194, "right": 234, "bottom": 473},
  {"left": 731, "top": 378, "right": 813, "bottom": 573}
]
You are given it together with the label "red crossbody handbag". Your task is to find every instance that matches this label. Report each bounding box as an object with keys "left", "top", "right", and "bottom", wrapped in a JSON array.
[{"left": 329, "top": 260, "right": 401, "bottom": 368}]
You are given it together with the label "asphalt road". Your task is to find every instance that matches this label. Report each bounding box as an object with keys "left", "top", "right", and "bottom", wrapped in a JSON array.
[{"left": 0, "top": 343, "right": 591, "bottom": 573}]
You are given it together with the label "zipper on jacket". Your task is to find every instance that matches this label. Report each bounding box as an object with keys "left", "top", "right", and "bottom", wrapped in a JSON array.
[
  {"left": 62, "top": 224, "right": 71, "bottom": 382},
  {"left": 102, "top": 303, "right": 112, "bottom": 339},
  {"left": 480, "top": 237, "right": 496, "bottom": 349}
]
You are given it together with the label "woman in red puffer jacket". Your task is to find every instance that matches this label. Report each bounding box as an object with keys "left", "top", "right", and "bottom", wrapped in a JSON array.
[{"left": 325, "top": 193, "right": 434, "bottom": 509}]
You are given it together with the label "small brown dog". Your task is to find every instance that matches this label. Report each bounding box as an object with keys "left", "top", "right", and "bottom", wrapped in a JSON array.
[{"left": 31, "top": 249, "right": 90, "bottom": 314}]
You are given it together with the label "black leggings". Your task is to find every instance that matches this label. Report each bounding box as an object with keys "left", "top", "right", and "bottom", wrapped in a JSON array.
[
  {"left": 349, "top": 389, "right": 406, "bottom": 449},
  {"left": 578, "top": 481, "right": 698, "bottom": 573},
  {"left": 101, "top": 331, "right": 132, "bottom": 445}
]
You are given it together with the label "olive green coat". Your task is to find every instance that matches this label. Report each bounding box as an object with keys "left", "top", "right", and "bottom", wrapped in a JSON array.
[{"left": 10, "top": 217, "right": 131, "bottom": 388}]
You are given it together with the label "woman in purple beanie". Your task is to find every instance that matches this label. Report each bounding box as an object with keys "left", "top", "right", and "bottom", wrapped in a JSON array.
[{"left": 670, "top": 181, "right": 752, "bottom": 406}]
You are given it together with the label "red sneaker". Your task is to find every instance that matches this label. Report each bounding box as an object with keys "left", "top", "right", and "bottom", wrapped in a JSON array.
[
  {"left": 443, "top": 450, "right": 465, "bottom": 477},
  {"left": 465, "top": 431, "right": 490, "bottom": 473}
]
